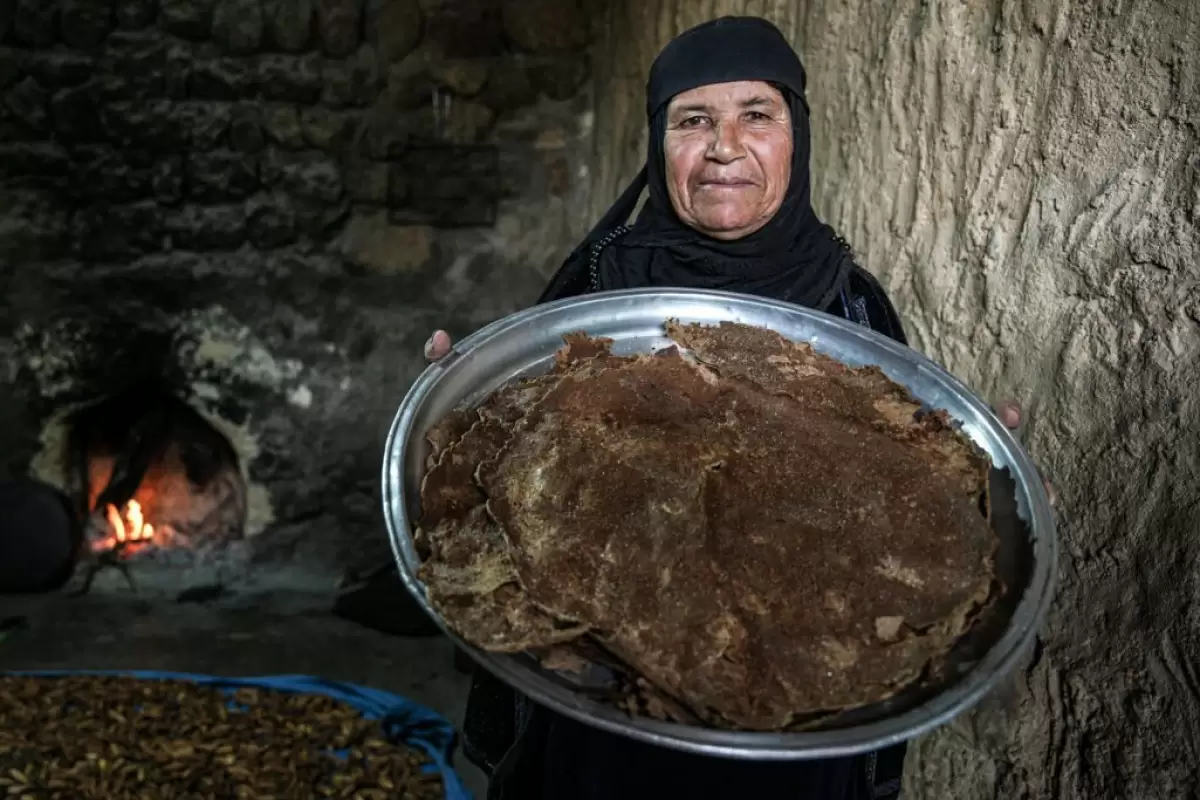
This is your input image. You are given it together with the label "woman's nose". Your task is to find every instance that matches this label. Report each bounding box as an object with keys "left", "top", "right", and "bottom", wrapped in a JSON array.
[{"left": 707, "top": 122, "right": 744, "bottom": 163}]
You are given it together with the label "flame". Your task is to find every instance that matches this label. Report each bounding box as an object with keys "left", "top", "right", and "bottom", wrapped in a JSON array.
[{"left": 91, "top": 499, "right": 172, "bottom": 554}]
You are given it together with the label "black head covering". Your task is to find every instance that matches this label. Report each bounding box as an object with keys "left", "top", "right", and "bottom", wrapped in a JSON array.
[{"left": 540, "top": 16, "right": 854, "bottom": 308}]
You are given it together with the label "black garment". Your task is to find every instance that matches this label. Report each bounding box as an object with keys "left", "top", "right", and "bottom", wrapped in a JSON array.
[
  {"left": 0, "top": 478, "right": 80, "bottom": 594},
  {"left": 542, "top": 226, "right": 906, "bottom": 347},
  {"left": 541, "top": 16, "right": 854, "bottom": 310},
  {"left": 468, "top": 15, "right": 911, "bottom": 800}
]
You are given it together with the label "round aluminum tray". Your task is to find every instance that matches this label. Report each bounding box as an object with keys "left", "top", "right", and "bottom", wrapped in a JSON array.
[{"left": 381, "top": 287, "right": 1056, "bottom": 760}]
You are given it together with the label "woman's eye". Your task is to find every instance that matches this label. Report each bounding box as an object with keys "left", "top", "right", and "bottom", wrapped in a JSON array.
[
  {"left": 745, "top": 111, "right": 771, "bottom": 122},
  {"left": 679, "top": 116, "right": 709, "bottom": 128}
]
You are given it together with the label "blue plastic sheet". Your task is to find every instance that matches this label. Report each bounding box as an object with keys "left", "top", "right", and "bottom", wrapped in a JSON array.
[{"left": 7, "top": 669, "right": 472, "bottom": 800}]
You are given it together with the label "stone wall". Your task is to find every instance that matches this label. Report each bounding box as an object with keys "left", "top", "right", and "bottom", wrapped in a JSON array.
[
  {"left": 0, "top": 0, "right": 591, "bottom": 265},
  {"left": 0, "top": 0, "right": 595, "bottom": 594}
]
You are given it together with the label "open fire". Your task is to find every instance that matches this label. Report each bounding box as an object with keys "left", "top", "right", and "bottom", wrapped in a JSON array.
[
  {"left": 84, "top": 448, "right": 193, "bottom": 557},
  {"left": 70, "top": 388, "right": 248, "bottom": 562},
  {"left": 91, "top": 499, "right": 176, "bottom": 555}
]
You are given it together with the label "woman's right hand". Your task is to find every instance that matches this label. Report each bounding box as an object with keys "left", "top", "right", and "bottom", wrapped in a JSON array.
[{"left": 424, "top": 329, "right": 453, "bottom": 361}]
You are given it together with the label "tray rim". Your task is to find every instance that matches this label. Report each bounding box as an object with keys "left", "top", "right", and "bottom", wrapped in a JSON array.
[{"left": 381, "top": 287, "right": 1057, "bottom": 760}]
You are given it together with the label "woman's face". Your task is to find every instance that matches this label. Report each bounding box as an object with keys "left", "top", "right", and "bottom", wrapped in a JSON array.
[{"left": 663, "top": 80, "right": 793, "bottom": 240}]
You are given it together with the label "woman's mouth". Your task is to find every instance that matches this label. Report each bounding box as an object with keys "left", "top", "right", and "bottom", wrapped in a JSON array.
[{"left": 699, "top": 179, "right": 755, "bottom": 190}]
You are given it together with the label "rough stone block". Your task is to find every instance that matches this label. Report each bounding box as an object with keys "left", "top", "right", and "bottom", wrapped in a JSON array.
[
  {"left": 175, "top": 100, "right": 232, "bottom": 149},
  {"left": 162, "top": 41, "right": 192, "bottom": 96},
  {"left": 262, "top": 104, "right": 305, "bottom": 148},
  {"left": 0, "top": 189, "right": 71, "bottom": 264},
  {"left": 13, "top": 0, "right": 58, "bottom": 46},
  {"left": 262, "top": 0, "right": 310, "bottom": 52},
  {"left": 60, "top": 0, "right": 115, "bottom": 48},
  {"left": 151, "top": 154, "right": 184, "bottom": 203},
  {"left": 102, "top": 99, "right": 187, "bottom": 149},
  {"left": 212, "top": 0, "right": 262, "bottom": 54},
  {"left": 402, "top": 99, "right": 494, "bottom": 145},
  {"left": 298, "top": 106, "right": 358, "bottom": 151},
  {"left": 0, "top": 100, "right": 35, "bottom": 141},
  {"left": 527, "top": 54, "right": 587, "bottom": 101},
  {"left": 114, "top": 0, "right": 156, "bottom": 29},
  {"left": 159, "top": 0, "right": 212, "bottom": 39},
  {"left": 190, "top": 55, "right": 254, "bottom": 100},
  {"left": 228, "top": 103, "right": 264, "bottom": 152},
  {"left": 292, "top": 192, "right": 348, "bottom": 233},
  {"left": 476, "top": 58, "right": 537, "bottom": 112},
  {"left": 257, "top": 53, "right": 323, "bottom": 103},
  {"left": 65, "top": 145, "right": 155, "bottom": 202},
  {"left": 164, "top": 203, "right": 246, "bottom": 250},
  {"left": 0, "top": 142, "right": 70, "bottom": 185},
  {"left": 21, "top": 50, "right": 94, "bottom": 87},
  {"left": 365, "top": 0, "right": 420, "bottom": 65},
  {"left": 186, "top": 150, "right": 259, "bottom": 200},
  {"left": 315, "top": 0, "right": 359, "bottom": 58},
  {"left": 4, "top": 76, "right": 48, "bottom": 131},
  {"left": 321, "top": 43, "right": 379, "bottom": 108},
  {"left": 99, "top": 32, "right": 189, "bottom": 99},
  {"left": 490, "top": 144, "right": 529, "bottom": 198},
  {"left": 339, "top": 209, "right": 433, "bottom": 274},
  {"left": 49, "top": 83, "right": 105, "bottom": 142},
  {"left": 387, "top": 144, "right": 498, "bottom": 227},
  {"left": 500, "top": 0, "right": 587, "bottom": 54},
  {"left": 429, "top": 59, "right": 487, "bottom": 96},
  {"left": 0, "top": 117, "right": 34, "bottom": 143},
  {"left": 71, "top": 201, "right": 162, "bottom": 260},
  {"left": 421, "top": 0, "right": 503, "bottom": 58},
  {"left": 382, "top": 60, "right": 437, "bottom": 110},
  {"left": 261, "top": 146, "right": 342, "bottom": 202},
  {"left": 245, "top": 191, "right": 297, "bottom": 247},
  {"left": 356, "top": 100, "right": 408, "bottom": 159},
  {"left": 343, "top": 158, "right": 385, "bottom": 204}
]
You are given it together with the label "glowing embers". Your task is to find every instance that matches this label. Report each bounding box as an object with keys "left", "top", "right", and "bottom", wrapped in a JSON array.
[{"left": 91, "top": 499, "right": 172, "bottom": 555}]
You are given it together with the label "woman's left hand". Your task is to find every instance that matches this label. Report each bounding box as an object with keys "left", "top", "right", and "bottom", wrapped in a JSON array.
[{"left": 995, "top": 402, "right": 1057, "bottom": 507}]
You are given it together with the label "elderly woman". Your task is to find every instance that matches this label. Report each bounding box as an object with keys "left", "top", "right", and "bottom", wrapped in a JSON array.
[{"left": 425, "top": 15, "right": 1031, "bottom": 800}]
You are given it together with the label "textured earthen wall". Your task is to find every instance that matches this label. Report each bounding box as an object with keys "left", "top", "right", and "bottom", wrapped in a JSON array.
[{"left": 590, "top": 1, "right": 1200, "bottom": 797}]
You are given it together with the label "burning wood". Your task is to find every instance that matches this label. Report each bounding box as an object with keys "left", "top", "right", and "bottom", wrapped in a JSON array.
[
  {"left": 69, "top": 388, "right": 248, "bottom": 561},
  {"left": 89, "top": 499, "right": 174, "bottom": 555},
  {"left": 64, "top": 388, "right": 250, "bottom": 595}
]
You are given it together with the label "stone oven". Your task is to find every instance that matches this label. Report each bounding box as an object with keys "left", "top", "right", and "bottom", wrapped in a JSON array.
[
  {"left": 0, "top": 0, "right": 594, "bottom": 605},
  {"left": 68, "top": 383, "right": 248, "bottom": 564}
]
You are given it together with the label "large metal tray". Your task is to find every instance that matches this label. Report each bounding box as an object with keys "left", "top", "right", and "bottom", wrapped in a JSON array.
[{"left": 381, "top": 288, "right": 1056, "bottom": 760}]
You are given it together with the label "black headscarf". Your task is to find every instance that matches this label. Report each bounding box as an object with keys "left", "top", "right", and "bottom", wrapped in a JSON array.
[{"left": 540, "top": 16, "right": 854, "bottom": 309}]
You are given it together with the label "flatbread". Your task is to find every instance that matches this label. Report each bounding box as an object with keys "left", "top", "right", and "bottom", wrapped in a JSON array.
[
  {"left": 424, "top": 409, "right": 475, "bottom": 471},
  {"left": 664, "top": 320, "right": 987, "bottom": 494},
  {"left": 415, "top": 321, "right": 996, "bottom": 729},
  {"left": 414, "top": 336, "right": 627, "bottom": 652}
]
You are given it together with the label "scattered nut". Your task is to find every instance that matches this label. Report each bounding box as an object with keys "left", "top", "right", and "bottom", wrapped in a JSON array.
[{"left": 0, "top": 676, "right": 445, "bottom": 799}]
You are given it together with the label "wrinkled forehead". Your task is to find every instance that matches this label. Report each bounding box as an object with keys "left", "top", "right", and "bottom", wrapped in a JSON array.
[{"left": 665, "top": 81, "right": 788, "bottom": 116}]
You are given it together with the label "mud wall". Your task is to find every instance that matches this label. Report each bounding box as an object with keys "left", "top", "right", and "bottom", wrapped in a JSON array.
[{"left": 590, "top": 1, "right": 1200, "bottom": 797}]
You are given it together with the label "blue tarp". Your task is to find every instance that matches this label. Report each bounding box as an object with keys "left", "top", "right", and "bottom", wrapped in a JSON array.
[{"left": 6, "top": 669, "right": 472, "bottom": 800}]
